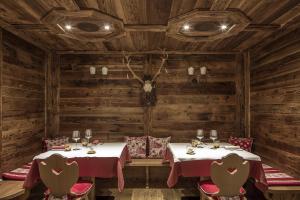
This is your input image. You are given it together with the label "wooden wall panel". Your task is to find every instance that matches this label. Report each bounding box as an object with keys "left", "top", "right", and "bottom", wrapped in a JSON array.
[
  {"left": 152, "top": 55, "right": 238, "bottom": 141},
  {"left": 0, "top": 30, "right": 46, "bottom": 172},
  {"left": 250, "top": 26, "right": 300, "bottom": 177},
  {"left": 60, "top": 55, "right": 144, "bottom": 141},
  {"left": 59, "top": 54, "right": 240, "bottom": 143}
]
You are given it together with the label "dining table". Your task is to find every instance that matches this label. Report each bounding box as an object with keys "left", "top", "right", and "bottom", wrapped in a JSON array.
[
  {"left": 165, "top": 142, "right": 268, "bottom": 191},
  {"left": 24, "top": 143, "right": 131, "bottom": 192}
]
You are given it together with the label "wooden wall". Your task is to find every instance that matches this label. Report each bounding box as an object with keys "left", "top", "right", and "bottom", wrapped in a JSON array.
[
  {"left": 0, "top": 29, "right": 46, "bottom": 172},
  {"left": 250, "top": 21, "right": 300, "bottom": 177},
  {"left": 58, "top": 54, "right": 243, "bottom": 142}
]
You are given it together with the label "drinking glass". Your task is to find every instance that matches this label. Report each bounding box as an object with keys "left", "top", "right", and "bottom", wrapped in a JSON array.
[
  {"left": 72, "top": 130, "right": 81, "bottom": 150},
  {"left": 210, "top": 130, "right": 218, "bottom": 143},
  {"left": 197, "top": 129, "right": 204, "bottom": 141},
  {"left": 85, "top": 129, "right": 92, "bottom": 144}
]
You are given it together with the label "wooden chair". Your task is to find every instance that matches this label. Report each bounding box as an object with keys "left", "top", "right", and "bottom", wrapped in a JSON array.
[
  {"left": 38, "top": 154, "right": 93, "bottom": 200},
  {"left": 198, "top": 153, "right": 250, "bottom": 200}
]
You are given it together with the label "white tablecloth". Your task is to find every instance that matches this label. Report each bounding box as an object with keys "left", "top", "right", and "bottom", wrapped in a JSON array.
[
  {"left": 168, "top": 143, "right": 261, "bottom": 162},
  {"left": 34, "top": 143, "right": 127, "bottom": 160}
]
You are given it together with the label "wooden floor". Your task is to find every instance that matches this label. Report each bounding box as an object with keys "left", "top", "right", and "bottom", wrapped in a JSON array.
[
  {"left": 29, "top": 186, "right": 199, "bottom": 200},
  {"left": 98, "top": 188, "right": 199, "bottom": 200}
]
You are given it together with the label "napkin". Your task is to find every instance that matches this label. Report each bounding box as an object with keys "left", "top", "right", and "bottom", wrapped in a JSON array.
[
  {"left": 50, "top": 145, "right": 65, "bottom": 150},
  {"left": 224, "top": 145, "right": 240, "bottom": 150}
]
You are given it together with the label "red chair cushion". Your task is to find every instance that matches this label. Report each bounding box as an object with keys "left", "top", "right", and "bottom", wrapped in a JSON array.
[
  {"left": 198, "top": 180, "right": 245, "bottom": 200},
  {"left": 228, "top": 136, "right": 253, "bottom": 152},
  {"left": 45, "top": 181, "right": 93, "bottom": 199},
  {"left": 70, "top": 182, "right": 93, "bottom": 197}
]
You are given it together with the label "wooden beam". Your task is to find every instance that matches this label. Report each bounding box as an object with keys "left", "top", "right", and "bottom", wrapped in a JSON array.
[
  {"left": 243, "top": 51, "right": 250, "bottom": 138},
  {"left": 124, "top": 24, "right": 167, "bottom": 32},
  {"left": 46, "top": 52, "right": 60, "bottom": 137},
  {"left": 56, "top": 50, "right": 239, "bottom": 55},
  {"left": 0, "top": 19, "right": 49, "bottom": 52},
  {"left": 244, "top": 24, "right": 281, "bottom": 32},
  {"left": 0, "top": 28, "right": 2, "bottom": 173}
]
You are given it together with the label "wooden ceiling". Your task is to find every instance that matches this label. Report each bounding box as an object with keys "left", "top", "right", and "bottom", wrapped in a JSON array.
[{"left": 0, "top": 0, "right": 299, "bottom": 53}]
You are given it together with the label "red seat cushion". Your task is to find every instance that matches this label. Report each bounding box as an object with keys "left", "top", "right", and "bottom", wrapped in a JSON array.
[
  {"left": 45, "top": 181, "right": 93, "bottom": 199},
  {"left": 198, "top": 180, "right": 245, "bottom": 200},
  {"left": 2, "top": 167, "right": 30, "bottom": 181},
  {"left": 264, "top": 171, "right": 300, "bottom": 186}
]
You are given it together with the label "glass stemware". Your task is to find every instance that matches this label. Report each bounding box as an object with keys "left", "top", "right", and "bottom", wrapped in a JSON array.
[
  {"left": 197, "top": 129, "right": 204, "bottom": 141},
  {"left": 85, "top": 129, "right": 92, "bottom": 144},
  {"left": 210, "top": 130, "right": 218, "bottom": 143},
  {"left": 72, "top": 130, "right": 81, "bottom": 150}
]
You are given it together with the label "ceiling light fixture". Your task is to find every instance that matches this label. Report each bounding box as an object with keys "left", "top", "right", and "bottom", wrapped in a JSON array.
[
  {"left": 104, "top": 24, "right": 110, "bottom": 30},
  {"left": 65, "top": 24, "right": 72, "bottom": 30},
  {"left": 182, "top": 24, "right": 190, "bottom": 31},
  {"left": 220, "top": 24, "right": 228, "bottom": 31}
]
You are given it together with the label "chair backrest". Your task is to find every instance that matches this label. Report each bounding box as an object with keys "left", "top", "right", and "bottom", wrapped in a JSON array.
[
  {"left": 38, "top": 154, "right": 79, "bottom": 198},
  {"left": 211, "top": 153, "right": 250, "bottom": 197}
]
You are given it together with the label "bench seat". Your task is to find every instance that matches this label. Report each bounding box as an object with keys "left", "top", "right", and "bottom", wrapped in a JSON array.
[
  {"left": 126, "top": 159, "right": 168, "bottom": 167},
  {"left": 125, "top": 159, "right": 169, "bottom": 188},
  {"left": 262, "top": 163, "right": 300, "bottom": 187},
  {"left": 262, "top": 163, "right": 300, "bottom": 200},
  {"left": 1, "top": 162, "right": 32, "bottom": 181}
]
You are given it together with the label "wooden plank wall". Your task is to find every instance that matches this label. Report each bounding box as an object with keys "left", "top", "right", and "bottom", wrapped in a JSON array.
[
  {"left": 250, "top": 22, "right": 300, "bottom": 177},
  {"left": 59, "top": 55, "right": 144, "bottom": 141},
  {"left": 0, "top": 29, "right": 46, "bottom": 172},
  {"left": 59, "top": 54, "right": 241, "bottom": 142}
]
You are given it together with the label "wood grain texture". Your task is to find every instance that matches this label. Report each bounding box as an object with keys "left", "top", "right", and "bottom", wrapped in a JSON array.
[
  {"left": 46, "top": 52, "right": 60, "bottom": 137},
  {"left": 250, "top": 18, "right": 300, "bottom": 178},
  {"left": 58, "top": 53, "right": 241, "bottom": 142},
  {"left": 0, "top": 29, "right": 46, "bottom": 172}
]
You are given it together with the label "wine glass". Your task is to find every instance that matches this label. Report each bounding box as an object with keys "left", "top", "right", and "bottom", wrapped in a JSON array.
[
  {"left": 197, "top": 129, "right": 204, "bottom": 142},
  {"left": 210, "top": 130, "right": 218, "bottom": 143},
  {"left": 85, "top": 129, "right": 92, "bottom": 144},
  {"left": 72, "top": 130, "right": 81, "bottom": 150}
]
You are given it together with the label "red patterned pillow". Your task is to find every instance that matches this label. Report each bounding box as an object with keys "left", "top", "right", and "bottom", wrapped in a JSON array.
[
  {"left": 124, "top": 136, "right": 147, "bottom": 158},
  {"left": 44, "top": 136, "right": 69, "bottom": 151},
  {"left": 228, "top": 136, "right": 253, "bottom": 152},
  {"left": 148, "top": 136, "right": 171, "bottom": 158}
]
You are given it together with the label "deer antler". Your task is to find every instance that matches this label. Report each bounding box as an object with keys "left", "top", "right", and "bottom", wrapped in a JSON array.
[
  {"left": 122, "top": 51, "right": 144, "bottom": 84},
  {"left": 152, "top": 49, "right": 168, "bottom": 82}
]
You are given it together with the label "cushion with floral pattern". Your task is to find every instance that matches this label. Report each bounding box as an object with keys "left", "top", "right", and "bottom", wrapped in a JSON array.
[
  {"left": 124, "top": 136, "right": 147, "bottom": 158},
  {"left": 44, "top": 136, "right": 69, "bottom": 151},
  {"left": 148, "top": 136, "right": 171, "bottom": 158},
  {"left": 228, "top": 136, "right": 253, "bottom": 152}
]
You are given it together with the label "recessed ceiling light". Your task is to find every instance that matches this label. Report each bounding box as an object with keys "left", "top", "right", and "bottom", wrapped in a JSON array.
[
  {"left": 220, "top": 24, "right": 228, "bottom": 31},
  {"left": 104, "top": 24, "right": 110, "bottom": 30},
  {"left": 65, "top": 24, "right": 72, "bottom": 30},
  {"left": 183, "top": 24, "right": 190, "bottom": 31}
]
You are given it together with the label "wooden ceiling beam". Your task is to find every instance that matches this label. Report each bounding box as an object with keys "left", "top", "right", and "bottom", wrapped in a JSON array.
[
  {"left": 244, "top": 24, "right": 281, "bottom": 32},
  {"left": 123, "top": 24, "right": 279, "bottom": 32},
  {"left": 55, "top": 50, "right": 239, "bottom": 55},
  {"left": 0, "top": 19, "right": 49, "bottom": 52},
  {"left": 124, "top": 24, "right": 167, "bottom": 32}
]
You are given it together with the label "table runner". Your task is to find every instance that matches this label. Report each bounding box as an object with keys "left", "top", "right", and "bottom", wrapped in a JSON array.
[
  {"left": 165, "top": 143, "right": 267, "bottom": 191},
  {"left": 24, "top": 143, "right": 130, "bottom": 192}
]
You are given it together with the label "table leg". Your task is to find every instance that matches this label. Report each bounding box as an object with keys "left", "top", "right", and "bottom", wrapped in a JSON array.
[
  {"left": 145, "top": 166, "right": 149, "bottom": 189},
  {"left": 89, "top": 177, "right": 96, "bottom": 200}
]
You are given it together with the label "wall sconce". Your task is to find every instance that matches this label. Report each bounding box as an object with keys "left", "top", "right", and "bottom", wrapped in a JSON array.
[
  {"left": 102, "top": 66, "right": 108, "bottom": 75},
  {"left": 200, "top": 66, "right": 207, "bottom": 75},
  {"left": 188, "top": 67, "right": 194, "bottom": 75},
  {"left": 90, "top": 66, "right": 96, "bottom": 75}
]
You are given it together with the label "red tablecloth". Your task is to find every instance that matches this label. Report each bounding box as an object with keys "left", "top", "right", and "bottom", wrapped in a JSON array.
[
  {"left": 164, "top": 148, "right": 268, "bottom": 191},
  {"left": 24, "top": 146, "right": 130, "bottom": 192}
]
